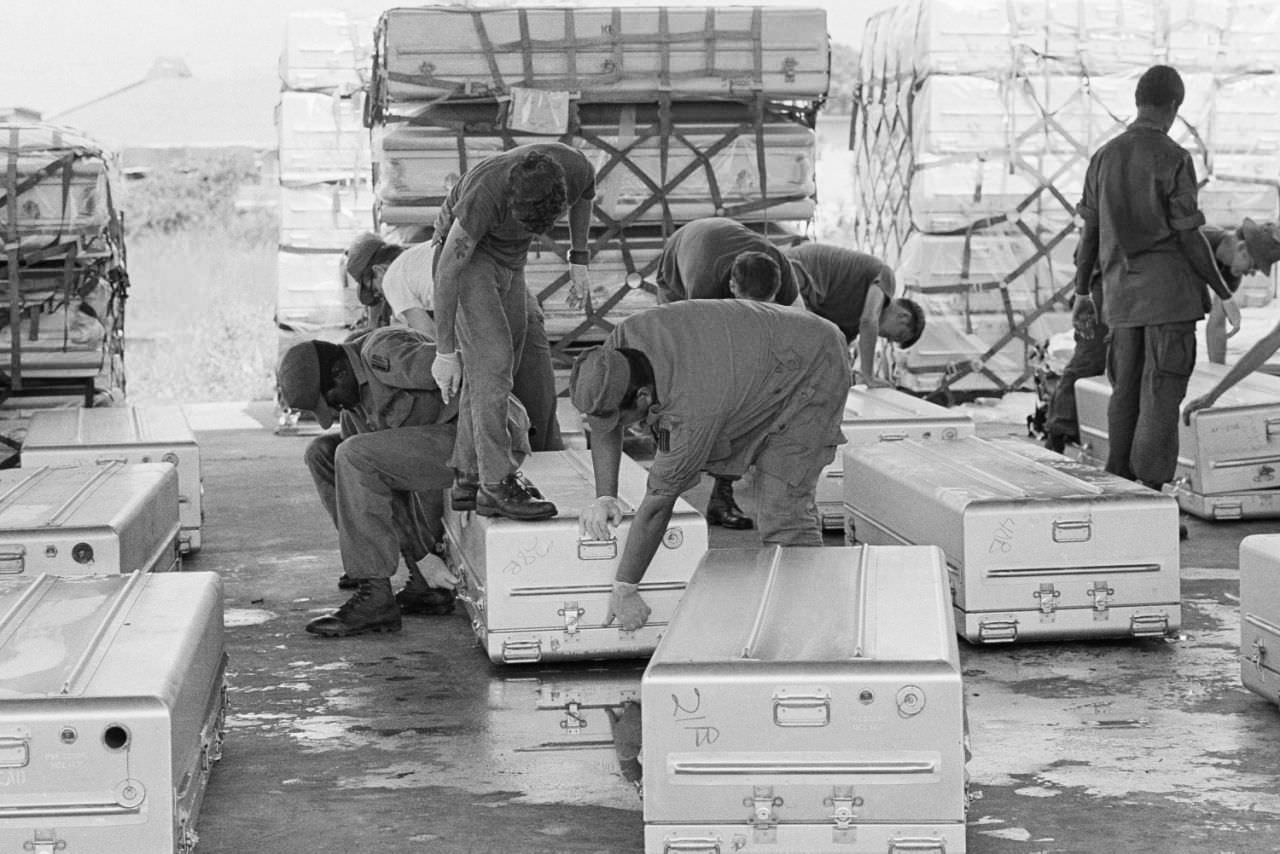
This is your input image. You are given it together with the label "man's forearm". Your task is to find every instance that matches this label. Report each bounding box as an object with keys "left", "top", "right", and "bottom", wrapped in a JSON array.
[
  {"left": 1204, "top": 325, "right": 1280, "bottom": 406},
  {"left": 614, "top": 494, "right": 676, "bottom": 585},
  {"left": 1074, "top": 227, "right": 1099, "bottom": 295},
  {"left": 569, "top": 199, "right": 592, "bottom": 252},
  {"left": 590, "top": 426, "right": 624, "bottom": 498}
]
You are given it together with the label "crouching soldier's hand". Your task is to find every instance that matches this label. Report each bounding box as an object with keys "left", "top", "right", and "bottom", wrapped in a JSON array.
[
  {"left": 420, "top": 553, "right": 459, "bottom": 589},
  {"left": 605, "top": 580, "right": 651, "bottom": 631}
]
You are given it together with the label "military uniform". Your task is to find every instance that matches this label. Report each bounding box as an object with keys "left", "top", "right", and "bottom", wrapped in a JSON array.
[
  {"left": 654, "top": 217, "right": 801, "bottom": 305},
  {"left": 786, "top": 243, "right": 896, "bottom": 343},
  {"left": 433, "top": 142, "right": 594, "bottom": 486},
  {"left": 1077, "top": 115, "right": 1233, "bottom": 486},
  {"left": 605, "top": 300, "right": 849, "bottom": 543},
  {"left": 304, "top": 327, "right": 530, "bottom": 582}
]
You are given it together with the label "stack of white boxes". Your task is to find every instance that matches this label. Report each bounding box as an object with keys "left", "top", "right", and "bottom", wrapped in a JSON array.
[
  {"left": 274, "top": 10, "right": 375, "bottom": 364},
  {"left": 852, "top": 0, "right": 1280, "bottom": 396},
  {"left": 365, "top": 6, "right": 828, "bottom": 349}
]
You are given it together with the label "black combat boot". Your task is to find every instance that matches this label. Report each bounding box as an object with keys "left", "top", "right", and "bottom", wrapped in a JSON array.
[
  {"left": 705, "top": 476, "right": 753, "bottom": 530},
  {"left": 396, "top": 561, "right": 456, "bottom": 616},
  {"left": 477, "top": 473, "right": 558, "bottom": 520},
  {"left": 337, "top": 573, "right": 357, "bottom": 590},
  {"left": 306, "top": 578, "right": 402, "bottom": 637}
]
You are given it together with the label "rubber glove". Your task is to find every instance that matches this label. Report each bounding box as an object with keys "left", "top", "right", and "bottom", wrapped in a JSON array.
[
  {"left": 431, "top": 351, "right": 462, "bottom": 404},
  {"left": 419, "top": 553, "right": 459, "bottom": 589},
  {"left": 579, "top": 495, "right": 625, "bottom": 541}
]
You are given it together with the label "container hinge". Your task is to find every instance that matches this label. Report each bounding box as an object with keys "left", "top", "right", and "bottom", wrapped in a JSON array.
[
  {"left": 558, "top": 601, "right": 586, "bottom": 635},
  {"left": 22, "top": 830, "right": 66, "bottom": 853},
  {"left": 1130, "top": 613, "right": 1170, "bottom": 638},
  {"left": 743, "top": 787, "right": 781, "bottom": 843},
  {"left": 1087, "top": 580, "right": 1115, "bottom": 615},
  {"left": 978, "top": 619, "right": 1019, "bottom": 643},
  {"left": 1247, "top": 637, "right": 1268, "bottom": 673},
  {"left": 824, "top": 785, "right": 863, "bottom": 843},
  {"left": 1034, "top": 583, "right": 1060, "bottom": 615}
]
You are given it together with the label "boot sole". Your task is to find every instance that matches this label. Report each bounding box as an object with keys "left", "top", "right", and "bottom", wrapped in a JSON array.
[
  {"left": 305, "top": 621, "right": 403, "bottom": 637},
  {"left": 476, "top": 504, "right": 556, "bottom": 521}
]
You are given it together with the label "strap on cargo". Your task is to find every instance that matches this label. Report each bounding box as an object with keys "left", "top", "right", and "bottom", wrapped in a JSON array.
[{"left": 472, "top": 11, "right": 505, "bottom": 94}]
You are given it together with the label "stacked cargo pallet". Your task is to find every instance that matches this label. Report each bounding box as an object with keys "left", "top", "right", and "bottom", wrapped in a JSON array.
[
  {"left": 274, "top": 11, "right": 376, "bottom": 363},
  {"left": 0, "top": 120, "right": 128, "bottom": 407},
  {"left": 366, "top": 5, "right": 829, "bottom": 359},
  {"left": 852, "top": 0, "right": 1280, "bottom": 397}
]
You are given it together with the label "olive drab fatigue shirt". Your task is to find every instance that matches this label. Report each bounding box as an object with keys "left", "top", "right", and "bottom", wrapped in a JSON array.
[
  {"left": 1077, "top": 116, "right": 1209, "bottom": 328},
  {"left": 786, "top": 243, "right": 896, "bottom": 344},
  {"left": 605, "top": 300, "right": 850, "bottom": 497},
  {"left": 338, "top": 327, "right": 458, "bottom": 434}
]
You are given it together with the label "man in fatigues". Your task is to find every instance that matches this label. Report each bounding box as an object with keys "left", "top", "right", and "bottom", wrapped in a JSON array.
[
  {"left": 278, "top": 325, "right": 531, "bottom": 637},
  {"left": 432, "top": 142, "right": 595, "bottom": 520},
  {"left": 1073, "top": 64, "right": 1239, "bottom": 495},
  {"left": 343, "top": 232, "right": 564, "bottom": 453},
  {"left": 655, "top": 218, "right": 926, "bottom": 528},
  {"left": 569, "top": 297, "right": 850, "bottom": 631},
  {"left": 785, "top": 242, "right": 926, "bottom": 384},
  {"left": 1045, "top": 219, "right": 1279, "bottom": 451}
]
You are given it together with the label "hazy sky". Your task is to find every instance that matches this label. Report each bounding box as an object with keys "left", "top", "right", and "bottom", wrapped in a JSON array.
[{"left": 4, "top": 0, "right": 896, "bottom": 115}]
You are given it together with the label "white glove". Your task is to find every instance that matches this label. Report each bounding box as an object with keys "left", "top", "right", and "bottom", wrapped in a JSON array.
[
  {"left": 419, "top": 553, "right": 459, "bottom": 589},
  {"left": 431, "top": 351, "right": 463, "bottom": 404},
  {"left": 579, "top": 495, "right": 625, "bottom": 541},
  {"left": 604, "top": 580, "right": 651, "bottom": 631},
  {"left": 1222, "top": 296, "right": 1242, "bottom": 338},
  {"left": 569, "top": 263, "right": 591, "bottom": 309}
]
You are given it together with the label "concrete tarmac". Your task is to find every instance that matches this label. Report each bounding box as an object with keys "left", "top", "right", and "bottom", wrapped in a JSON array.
[{"left": 178, "top": 400, "right": 1280, "bottom": 854}]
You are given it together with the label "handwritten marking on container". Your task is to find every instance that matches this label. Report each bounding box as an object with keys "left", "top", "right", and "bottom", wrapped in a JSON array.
[
  {"left": 989, "top": 517, "right": 1016, "bottom": 554},
  {"left": 671, "top": 688, "right": 719, "bottom": 746},
  {"left": 501, "top": 537, "right": 554, "bottom": 576}
]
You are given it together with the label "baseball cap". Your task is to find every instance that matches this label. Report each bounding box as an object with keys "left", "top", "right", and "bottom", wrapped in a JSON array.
[
  {"left": 343, "top": 232, "right": 384, "bottom": 284},
  {"left": 277, "top": 341, "right": 343, "bottom": 428},
  {"left": 1242, "top": 218, "right": 1280, "bottom": 276},
  {"left": 569, "top": 347, "right": 630, "bottom": 432}
]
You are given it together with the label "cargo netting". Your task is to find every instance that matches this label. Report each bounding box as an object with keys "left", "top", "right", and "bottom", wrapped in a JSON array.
[
  {"left": 0, "top": 121, "right": 128, "bottom": 404},
  {"left": 853, "top": 0, "right": 1280, "bottom": 397}
]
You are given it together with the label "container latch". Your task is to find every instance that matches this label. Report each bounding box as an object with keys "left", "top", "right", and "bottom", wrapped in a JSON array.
[
  {"left": 825, "top": 785, "right": 862, "bottom": 843},
  {"left": 744, "top": 787, "right": 781, "bottom": 843},
  {"left": 1034, "top": 583, "right": 1060, "bottom": 615},
  {"left": 1087, "top": 581, "right": 1115, "bottom": 614},
  {"left": 559, "top": 601, "right": 586, "bottom": 634},
  {"left": 23, "top": 830, "right": 66, "bottom": 853}
]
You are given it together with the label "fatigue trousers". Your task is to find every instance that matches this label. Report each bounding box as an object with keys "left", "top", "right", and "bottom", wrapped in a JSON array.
[
  {"left": 1105, "top": 322, "right": 1197, "bottom": 487},
  {"left": 1045, "top": 325, "right": 1109, "bottom": 444},
  {"left": 450, "top": 254, "right": 528, "bottom": 484},
  {"left": 515, "top": 291, "right": 563, "bottom": 453},
  {"left": 744, "top": 396, "right": 845, "bottom": 548},
  {"left": 304, "top": 425, "right": 455, "bottom": 580}
]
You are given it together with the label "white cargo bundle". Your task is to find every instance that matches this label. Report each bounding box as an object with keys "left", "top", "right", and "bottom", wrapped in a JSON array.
[
  {"left": 274, "top": 249, "right": 363, "bottom": 334},
  {"left": 279, "top": 10, "right": 373, "bottom": 95},
  {"left": 276, "top": 91, "right": 371, "bottom": 184},
  {"left": 278, "top": 181, "right": 374, "bottom": 251}
]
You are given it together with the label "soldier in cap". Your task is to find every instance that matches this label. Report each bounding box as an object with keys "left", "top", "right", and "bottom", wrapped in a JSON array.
[
  {"left": 1184, "top": 220, "right": 1280, "bottom": 421},
  {"left": 569, "top": 269, "right": 850, "bottom": 631},
  {"left": 653, "top": 217, "right": 925, "bottom": 530},
  {"left": 277, "top": 325, "right": 531, "bottom": 637}
]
